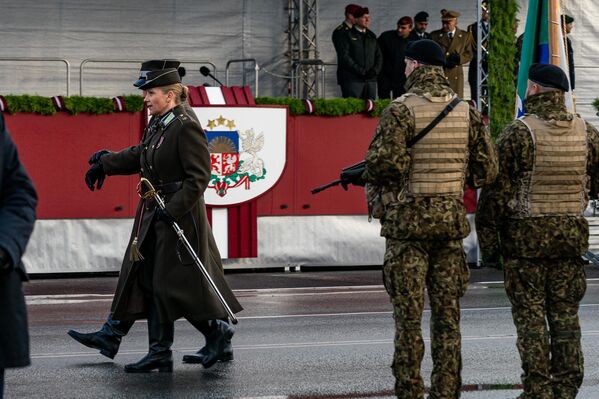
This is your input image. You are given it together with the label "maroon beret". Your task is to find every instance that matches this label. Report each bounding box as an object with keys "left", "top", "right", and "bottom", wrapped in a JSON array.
[
  {"left": 353, "top": 7, "right": 369, "bottom": 18},
  {"left": 398, "top": 16, "right": 413, "bottom": 26},
  {"left": 345, "top": 4, "right": 361, "bottom": 16}
]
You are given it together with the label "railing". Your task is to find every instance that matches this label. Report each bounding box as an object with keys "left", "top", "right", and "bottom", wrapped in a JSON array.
[
  {"left": 291, "top": 59, "right": 337, "bottom": 98},
  {"left": 0, "top": 57, "right": 71, "bottom": 96},
  {"left": 225, "top": 58, "right": 259, "bottom": 96},
  {"left": 79, "top": 59, "right": 217, "bottom": 95}
]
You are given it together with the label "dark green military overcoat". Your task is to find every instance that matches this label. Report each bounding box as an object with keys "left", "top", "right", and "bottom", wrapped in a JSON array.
[
  {"left": 102, "top": 103, "right": 242, "bottom": 323},
  {"left": 431, "top": 27, "right": 473, "bottom": 98}
]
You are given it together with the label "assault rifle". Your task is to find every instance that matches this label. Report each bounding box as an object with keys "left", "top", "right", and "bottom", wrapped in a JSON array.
[{"left": 311, "top": 160, "right": 366, "bottom": 194}]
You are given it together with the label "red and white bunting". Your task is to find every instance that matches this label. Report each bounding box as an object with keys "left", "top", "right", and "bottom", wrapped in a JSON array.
[
  {"left": 51, "top": 96, "right": 65, "bottom": 111},
  {"left": 364, "top": 99, "right": 375, "bottom": 113},
  {"left": 112, "top": 96, "right": 126, "bottom": 112},
  {"left": 303, "top": 99, "right": 314, "bottom": 114}
]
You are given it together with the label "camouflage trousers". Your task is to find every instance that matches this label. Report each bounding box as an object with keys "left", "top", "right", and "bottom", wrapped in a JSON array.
[
  {"left": 504, "top": 257, "right": 586, "bottom": 399},
  {"left": 383, "top": 239, "right": 469, "bottom": 399}
]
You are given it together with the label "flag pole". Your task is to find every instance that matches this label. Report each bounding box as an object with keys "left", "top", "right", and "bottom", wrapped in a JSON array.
[{"left": 548, "top": 0, "right": 561, "bottom": 66}]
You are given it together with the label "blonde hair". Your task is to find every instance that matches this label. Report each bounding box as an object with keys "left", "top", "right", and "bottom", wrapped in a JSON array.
[{"left": 159, "top": 83, "right": 189, "bottom": 104}]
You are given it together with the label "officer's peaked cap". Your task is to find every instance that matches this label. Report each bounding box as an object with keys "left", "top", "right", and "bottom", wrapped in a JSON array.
[
  {"left": 137, "top": 68, "right": 181, "bottom": 90},
  {"left": 442, "top": 10, "right": 461, "bottom": 21},
  {"left": 134, "top": 59, "right": 181, "bottom": 87}
]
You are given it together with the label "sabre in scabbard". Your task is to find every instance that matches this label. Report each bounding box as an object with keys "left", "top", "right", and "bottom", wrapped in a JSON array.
[{"left": 137, "top": 178, "right": 239, "bottom": 325}]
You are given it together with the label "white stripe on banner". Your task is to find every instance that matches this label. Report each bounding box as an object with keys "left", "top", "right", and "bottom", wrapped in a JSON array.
[
  {"left": 205, "top": 86, "right": 226, "bottom": 105},
  {"left": 212, "top": 208, "right": 229, "bottom": 258}
]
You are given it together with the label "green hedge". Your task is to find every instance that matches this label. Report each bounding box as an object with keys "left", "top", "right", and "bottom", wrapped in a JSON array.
[
  {"left": 489, "top": 0, "right": 519, "bottom": 137},
  {"left": 2, "top": 94, "right": 392, "bottom": 117},
  {"left": 593, "top": 98, "right": 599, "bottom": 113},
  {"left": 2, "top": 95, "right": 145, "bottom": 115}
]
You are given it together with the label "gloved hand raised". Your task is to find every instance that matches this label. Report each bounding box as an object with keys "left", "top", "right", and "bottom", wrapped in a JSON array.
[
  {"left": 88, "top": 149, "right": 110, "bottom": 165},
  {"left": 85, "top": 162, "right": 106, "bottom": 191},
  {"left": 155, "top": 207, "right": 176, "bottom": 224}
]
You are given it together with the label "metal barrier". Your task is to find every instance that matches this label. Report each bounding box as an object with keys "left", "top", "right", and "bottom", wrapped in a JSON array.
[
  {"left": 225, "top": 59, "right": 259, "bottom": 96},
  {"left": 291, "top": 59, "right": 336, "bottom": 98},
  {"left": 0, "top": 57, "right": 71, "bottom": 96},
  {"left": 79, "top": 59, "right": 217, "bottom": 95}
]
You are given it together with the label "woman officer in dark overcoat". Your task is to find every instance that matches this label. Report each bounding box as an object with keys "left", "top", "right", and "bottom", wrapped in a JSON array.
[{"left": 85, "top": 68, "right": 242, "bottom": 372}]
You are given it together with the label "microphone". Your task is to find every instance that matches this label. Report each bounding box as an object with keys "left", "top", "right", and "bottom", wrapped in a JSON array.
[{"left": 199, "top": 66, "right": 223, "bottom": 86}]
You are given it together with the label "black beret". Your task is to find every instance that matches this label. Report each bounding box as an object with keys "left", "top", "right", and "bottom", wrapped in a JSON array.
[
  {"left": 414, "top": 11, "right": 429, "bottom": 22},
  {"left": 528, "top": 63, "right": 570, "bottom": 92},
  {"left": 138, "top": 68, "right": 181, "bottom": 90},
  {"left": 562, "top": 14, "right": 574, "bottom": 24},
  {"left": 405, "top": 39, "right": 446, "bottom": 67},
  {"left": 134, "top": 59, "right": 181, "bottom": 87}
]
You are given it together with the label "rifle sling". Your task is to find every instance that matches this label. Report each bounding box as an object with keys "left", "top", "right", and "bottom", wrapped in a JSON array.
[{"left": 406, "top": 96, "right": 463, "bottom": 148}]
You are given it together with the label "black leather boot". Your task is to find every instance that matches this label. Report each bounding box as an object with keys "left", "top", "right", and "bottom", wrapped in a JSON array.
[
  {"left": 124, "top": 303, "right": 174, "bottom": 373},
  {"left": 198, "top": 320, "right": 235, "bottom": 369},
  {"left": 182, "top": 335, "right": 234, "bottom": 364},
  {"left": 67, "top": 313, "right": 133, "bottom": 359}
]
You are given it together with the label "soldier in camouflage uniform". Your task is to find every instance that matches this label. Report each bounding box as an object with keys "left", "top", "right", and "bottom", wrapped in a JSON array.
[
  {"left": 362, "top": 39, "right": 498, "bottom": 399},
  {"left": 476, "top": 63, "right": 599, "bottom": 399}
]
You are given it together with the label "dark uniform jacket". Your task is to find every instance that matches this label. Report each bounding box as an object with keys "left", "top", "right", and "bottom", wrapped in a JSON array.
[
  {"left": 567, "top": 36, "right": 575, "bottom": 90},
  {"left": 332, "top": 21, "right": 353, "bottom": 84},
  {"left": 467, "top": 21, "right": 489, "bottom": 87},
  {"left": 338, "top": 26, "right": 383, "bottom": 83},
  {"left": 102, "top": 104, "right": 242, "bottom": 323},
  {"left": 377, "top": 30, "right": 410, "bottom": 98},
  {"left": 431, "top": 27, "right": 474, "bottom": 97},
  {"left": 408, "top": 30, "right": 432, "bottom": 41},
  {"left": 476, "top": 91, "right": 599, "bottom": 260},
  {"left": 363, "top": 66, "right": 497, "bottom": 240},
  {"left": 0, "top": 113, "right": 37, "bottom": 368}
]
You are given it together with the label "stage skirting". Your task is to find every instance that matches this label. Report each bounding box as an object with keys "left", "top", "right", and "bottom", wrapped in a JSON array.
[{"left": 7, "top": 111, "right": 393, "bottom": 273}]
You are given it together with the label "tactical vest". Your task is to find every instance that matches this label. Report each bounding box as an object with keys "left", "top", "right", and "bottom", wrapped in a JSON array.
[
  {"left": 400, "top": 93, "right": 470, "bottom": 198},
  {"left": 516, "top": 115, "right": 587, "bottom": 217}
]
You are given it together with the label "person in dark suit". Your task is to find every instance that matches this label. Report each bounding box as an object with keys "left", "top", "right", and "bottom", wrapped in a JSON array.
[
  {"left": 338, "top": 6, "right": 383, "bottom": 99},
  {"left": 332, "top": 4, "right": 361, "bottom": 97},
  {"left": 0, "top": 113, "right": 37, "bottom": 398},
  {"left": 408, "top": 11, "right": 432, "bottom": 41},
  {"left": 377, "top": 16, "right": 413, "bottom": 99},
  {"left": 431, "top": 10, "right": 474, "bottom": 97},
  {"left": 83, "top": 68, "right": 243, "bottom": 373},
  {"left": 468, "top": 2, "right": 489, "bottom": 107},
  {"left": 562, "top": 14, "right": 575, "bottom": 90}
]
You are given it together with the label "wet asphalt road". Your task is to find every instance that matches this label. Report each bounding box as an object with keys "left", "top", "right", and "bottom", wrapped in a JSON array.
[{"left": 5, "top": 266, "right": 599, "bottom": 398}]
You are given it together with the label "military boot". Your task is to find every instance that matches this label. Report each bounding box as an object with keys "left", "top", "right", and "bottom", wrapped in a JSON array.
[
  {"left": 124, "top": 304, "right": 174, "bottom": 373},
  {"left": 182, "top": 336, "right": 234, "bottom": 364},
  {"left": 199, "top": 320, "right": 235, "bottom": 369},
  {"left": 67, "top": 313, "right": 133, "bottom": 359}
]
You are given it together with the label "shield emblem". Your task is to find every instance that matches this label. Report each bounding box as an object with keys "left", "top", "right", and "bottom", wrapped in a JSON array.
[
  {"left": 194, "top": 108, "right": 287, "bottom": 205},
  {"left": 207, "top": 131, "right": 240, "bottom": 176}
]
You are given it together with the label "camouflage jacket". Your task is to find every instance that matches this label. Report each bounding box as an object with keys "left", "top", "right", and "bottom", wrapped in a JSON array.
[
  {"left": 363, "top": 65, "right": 498, "bottom": 240},
  {"left": 476, "top": 91, "right": 599, "bottom": 259}
]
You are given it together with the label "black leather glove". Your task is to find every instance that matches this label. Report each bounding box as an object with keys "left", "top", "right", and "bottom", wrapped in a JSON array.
[
  {"left": 155, "top": 207, "right": 176, "bottom": 224},
  {"left": 446, "top": 52, "right": 460, "bottom": 68},
  {"left": 0, "top": 248, "right": 12, "bottom": 275},
  {"left": 85, "top": 162, "right": 106, "bottom": 191},
  {"left": 88, "top": 149, "right": 110, "bottom": 165}
]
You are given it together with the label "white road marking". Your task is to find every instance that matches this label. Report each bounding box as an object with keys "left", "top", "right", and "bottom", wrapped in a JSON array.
[{"left": 30, "top": 329, "right": 599, "bottom": 360}]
